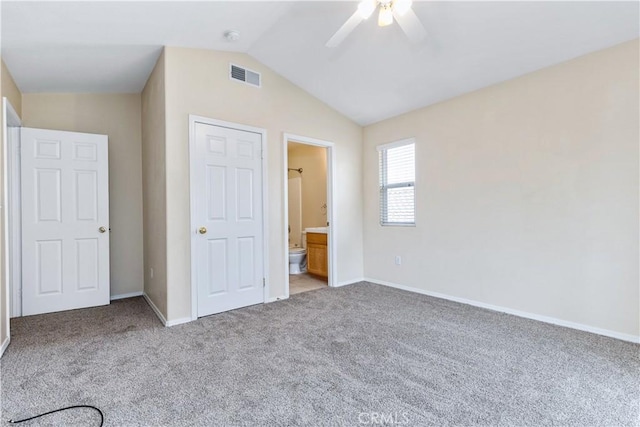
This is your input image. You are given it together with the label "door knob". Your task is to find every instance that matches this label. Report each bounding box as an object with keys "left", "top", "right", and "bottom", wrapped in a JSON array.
[
  {"left": 99, "top": 226, "right": 107, "bottom": 233},
  {"left": 198, "top": 227, "right": 207, "bottom": 234}
]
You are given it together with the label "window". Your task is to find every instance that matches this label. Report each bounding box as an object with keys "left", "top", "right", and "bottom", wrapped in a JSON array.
[{"left": 378, "top": 139, "right": 415, "bottom": 226}]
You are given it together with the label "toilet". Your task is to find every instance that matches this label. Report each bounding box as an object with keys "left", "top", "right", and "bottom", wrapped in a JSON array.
[{"left": 289, "top": 231, "right": 307, "bottom": 274}]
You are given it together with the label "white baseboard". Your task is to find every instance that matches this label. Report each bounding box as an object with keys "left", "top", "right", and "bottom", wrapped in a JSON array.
[
  {"left": 142, "top": 293, "right": 193, "bottom": 327},
  {"left": 110, "top": 291, "right": 143, "bottom": 301},
  {"left": 0, "top": 335, "right": 10, "bottom": 358},
  {"left": 166, "top": 317, "right": 192, "bottom": 327},
  {"left": 143, "top": 293, "right": 168, "bottom": 326},
  {"left": 364, "top": 278, "right": 640, "bottom": 344},
  {"left": 334, "top": 278, "right": 364, "bottom": 288}
]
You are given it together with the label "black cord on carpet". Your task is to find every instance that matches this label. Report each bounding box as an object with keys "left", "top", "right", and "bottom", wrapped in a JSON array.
[{"left": 8, "top": 405, "right": 104, "bottom": 426}]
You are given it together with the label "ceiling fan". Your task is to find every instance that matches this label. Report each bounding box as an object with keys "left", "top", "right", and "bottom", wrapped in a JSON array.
[{"left": 326, "top": 0, "right": 427, "bottom": 48}]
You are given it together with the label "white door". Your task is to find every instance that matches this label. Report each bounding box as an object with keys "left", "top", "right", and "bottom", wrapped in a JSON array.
[
  {"left": 21, "top": 127, "right": 110, "bottom": 316},
  {"left": 193, "top": 122, "right": 264, "bottom": 317}
]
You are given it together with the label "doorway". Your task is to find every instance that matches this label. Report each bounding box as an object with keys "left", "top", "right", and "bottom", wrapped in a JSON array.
[
  {"left": 7, "top": 124, "right": 111, "bottom": 317},
  {"left": 283, "top": 133, "right": 336, "bottom": 298}
]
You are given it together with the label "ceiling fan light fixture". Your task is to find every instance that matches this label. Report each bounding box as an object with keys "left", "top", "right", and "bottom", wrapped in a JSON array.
[
  {"left": 378, "top": 5, "right": 394, "bottom": 27},
  {"left": 326, "top": 0, "right": 426, "bottom": 47},
  {"left": 392, "top": 0, "right": 412, "bottom": 17},
  {"left": 357, "top": 0, "right": 377, "bottom": 19}
]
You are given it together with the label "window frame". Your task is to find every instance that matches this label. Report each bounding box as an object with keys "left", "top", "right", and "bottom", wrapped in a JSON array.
[{"left": 377, "top": 138, "right": 416, "bottom": 227}]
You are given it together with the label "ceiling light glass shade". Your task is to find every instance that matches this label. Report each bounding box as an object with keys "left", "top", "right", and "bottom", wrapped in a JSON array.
[
  {"left": 357, "top": 0, "right": 377, "bottom": 19},
  {"left": 392, "top": 0, "right": 412, "bottom": 17},
  {"left": 378, "top": 6, "right": 394, "bottom": 26}
]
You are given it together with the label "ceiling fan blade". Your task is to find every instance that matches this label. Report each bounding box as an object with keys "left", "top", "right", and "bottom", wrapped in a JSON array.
[
  {"left": 326, "top": 11, "right": 364, "bottom": 48},
  {"left": 393, "top": 8, "right": 427, "bottom": 43}
]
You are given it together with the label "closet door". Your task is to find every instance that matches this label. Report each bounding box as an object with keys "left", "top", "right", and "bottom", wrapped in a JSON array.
[{"left": 192, "top": 121, "right": 264, "bottom": 317}]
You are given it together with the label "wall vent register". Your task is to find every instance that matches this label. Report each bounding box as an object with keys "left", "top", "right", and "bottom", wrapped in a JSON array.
[{"left": 230, "top": 64, "right": 261, "bottom": 88}]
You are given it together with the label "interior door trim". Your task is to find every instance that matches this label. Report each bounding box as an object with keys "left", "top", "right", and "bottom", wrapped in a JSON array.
[
  {"left": 188, "top": 115, "right": 269, "bottom": 321},
  {"left": 2, "top": 97, "right": 21, "bottom": 356}
]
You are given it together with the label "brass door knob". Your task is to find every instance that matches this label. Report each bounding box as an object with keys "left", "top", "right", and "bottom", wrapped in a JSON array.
[
  {"left": 198, "top": 227, "right": 207, "bottom": 234},
  {"left": 99, "top": 226, "right": 107, "bottom": 233}
]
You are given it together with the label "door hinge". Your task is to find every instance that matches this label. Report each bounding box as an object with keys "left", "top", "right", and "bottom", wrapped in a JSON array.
[{"left": 263, "top": 278, "right": 266, "bottom": 287}]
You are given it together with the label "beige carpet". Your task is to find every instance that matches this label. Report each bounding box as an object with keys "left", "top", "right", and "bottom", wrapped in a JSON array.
[{"left": 1, "top": 282, "right": 638, "bottom": 426}]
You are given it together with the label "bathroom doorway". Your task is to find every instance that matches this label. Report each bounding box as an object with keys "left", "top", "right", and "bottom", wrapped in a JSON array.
[{"left": 283, "top": 133, "right": 336, "bottom": 297}]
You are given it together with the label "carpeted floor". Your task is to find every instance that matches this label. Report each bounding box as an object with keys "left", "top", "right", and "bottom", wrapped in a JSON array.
[{"left": 1, "top": 282, "right": 638, "bottom": 426}]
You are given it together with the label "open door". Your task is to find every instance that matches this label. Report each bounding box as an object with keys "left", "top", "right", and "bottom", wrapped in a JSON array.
[{"left": 20, "top": 127, "right": 110, "bottom": 316}]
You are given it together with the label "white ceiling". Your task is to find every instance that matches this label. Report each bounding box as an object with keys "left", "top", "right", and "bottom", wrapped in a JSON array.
[{"left": 2, "top": 1, "right": 638, "bottom": 125}]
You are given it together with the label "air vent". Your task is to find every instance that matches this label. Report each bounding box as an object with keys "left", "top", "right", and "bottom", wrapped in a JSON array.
[{"left": 230, "top": 64, "right": 261, "bottom": 88}]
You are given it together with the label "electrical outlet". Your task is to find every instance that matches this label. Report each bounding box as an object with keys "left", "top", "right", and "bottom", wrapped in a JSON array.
[
  {"left": 395, "top": 256, "right": 402, "bottom": 265},
  {"left": 150, "top": 268, "right": 154, "bottom": 279}
]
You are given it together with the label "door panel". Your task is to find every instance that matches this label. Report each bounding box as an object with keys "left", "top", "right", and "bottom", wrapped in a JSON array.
[
  {"left": 236, "top": 168, "right": 254, "bottom": 220},
  {"left": 194, "top": 122, "right": 264, "bottom": 317},
  {"left": 207, "top": 166, "right": 226, "bottom": 220},
  {"left": 21, "top": 127, "right": 110, "bottom": 316},
  {"left": 36, "top": 240, "right": 63, "bottom": 294},
  {"left": 76, "top": 238, "right": 99, "bottom": 290},
  {"left": 237, "top": 237, "right": 255, "bottom": 290},
  {"left": 207, "top": 239, "right": 228, "bottom": 295},
  {"left": 36, "top": 169, "right": 62, "bottom": 221},
  {"left": 75, "top": 170, "right": 98, "bottom": 220}
]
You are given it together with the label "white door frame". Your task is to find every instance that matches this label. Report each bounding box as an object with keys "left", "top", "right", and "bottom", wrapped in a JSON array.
[
  {"left": 189, "top": 115, "right": 269, "bottom": 321},
  {"left": 3, "top": 98, "right": 21, "bottom": 324},
  {"left": 283, "top": 133, "right": 337, "bottom": 298}
]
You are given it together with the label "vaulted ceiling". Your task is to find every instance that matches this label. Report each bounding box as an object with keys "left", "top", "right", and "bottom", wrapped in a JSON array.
[{"left": 2, "top": 1, "right": 638, "bottom": 125}]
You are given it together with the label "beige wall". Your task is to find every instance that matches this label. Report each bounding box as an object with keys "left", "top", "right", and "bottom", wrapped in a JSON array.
[
  {"left": 22, "top": 93, "right": 144, "bottom": 298},
  {"left": 0, "top": 62, "right": 21, "bottom": 352},
  {"left": 2, "top": 61, "right": 21, "bottom": 117},
  {"left": 141, "top": 51, "right": 168, "bottom": 318},
  {"left": 288, "top": 142, "right": 327, "bottom": 230},
  {"left": 163, "top": 47, "right": 364, "bottom": 321},
  {"left": 363, "top": 39, "right": 640, "bottom": 338}
]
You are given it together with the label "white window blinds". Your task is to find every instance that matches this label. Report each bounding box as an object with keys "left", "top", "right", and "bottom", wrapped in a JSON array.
[{"left": 377, "top": 139, "right": 415, "bottom": 226}]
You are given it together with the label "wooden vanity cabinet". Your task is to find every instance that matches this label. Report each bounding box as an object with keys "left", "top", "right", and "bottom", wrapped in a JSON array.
[{"left": 306, "top": 232, "right": 328, "bottom": 278}]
